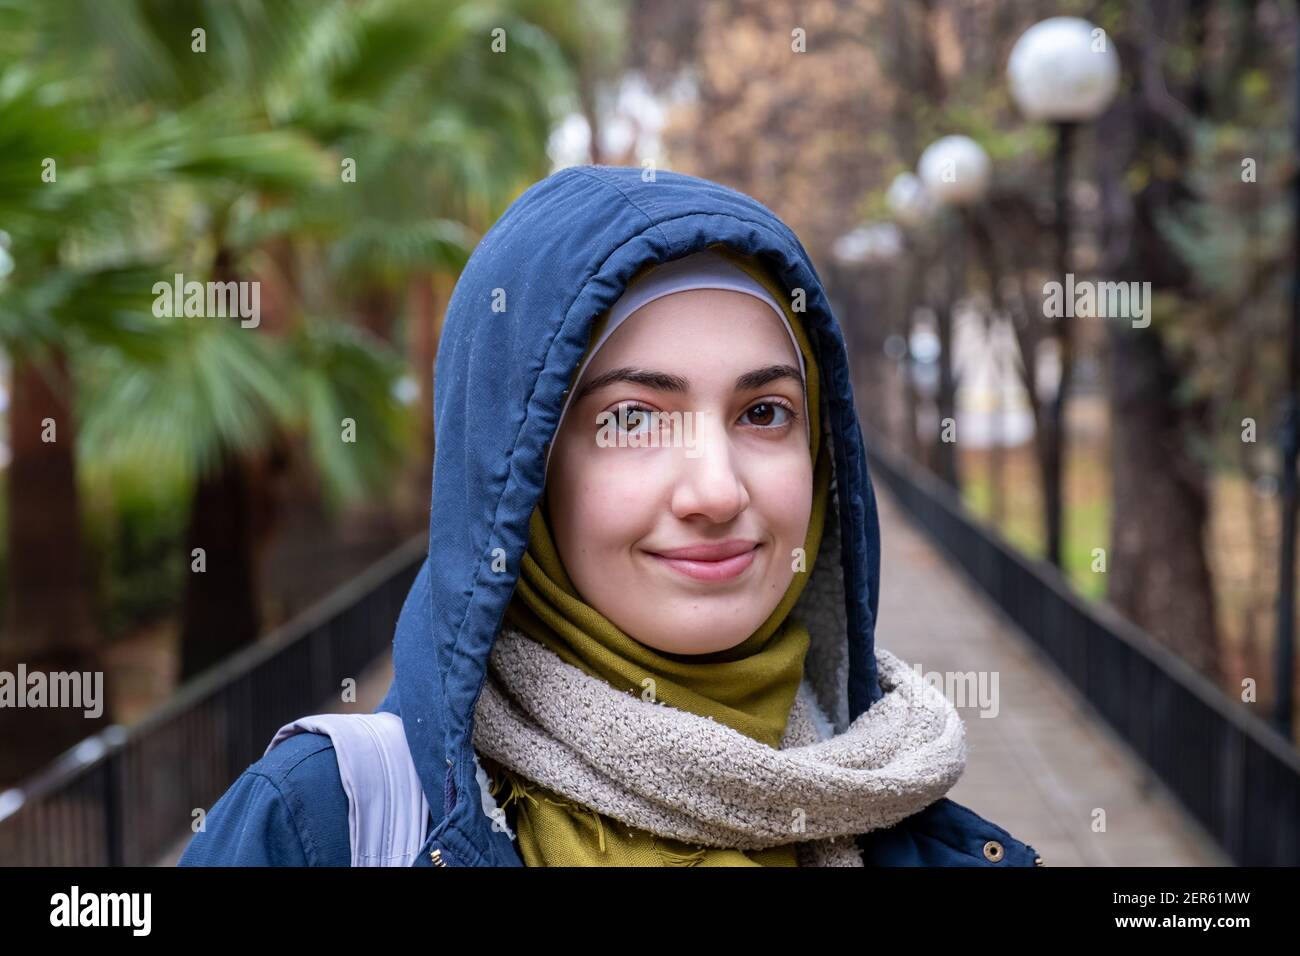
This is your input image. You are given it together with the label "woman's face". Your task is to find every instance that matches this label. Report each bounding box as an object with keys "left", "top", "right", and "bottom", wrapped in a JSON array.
[{"left": 545, "top": 288, "right": 813, "bottom": 655}]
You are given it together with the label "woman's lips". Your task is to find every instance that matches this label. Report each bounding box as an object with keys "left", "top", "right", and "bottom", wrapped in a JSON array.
[{"left": 645, "top": 543, "right": 760, "bottom": 582}]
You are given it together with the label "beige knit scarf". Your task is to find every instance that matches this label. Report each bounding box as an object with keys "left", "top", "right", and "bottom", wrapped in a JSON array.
[{"left": 471, "top": 627, "right": 968, "bottom": 867}]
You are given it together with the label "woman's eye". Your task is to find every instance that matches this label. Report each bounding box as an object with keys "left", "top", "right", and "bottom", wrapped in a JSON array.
[
  {"left": 742, "top": 401, "right": 794, "bottom": 429},
  {"left": 607, "top": 403, "right": 656, "bottom": 436},
  {"left": 623, "top": 407, "right": 652, "bottom": 434}
]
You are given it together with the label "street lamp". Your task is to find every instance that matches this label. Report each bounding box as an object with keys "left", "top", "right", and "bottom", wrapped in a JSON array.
[
  {"left": 1007, "top": 17, "right": 1120, "bottom": 124},
  {"left": 1006, "top": 16, "right": 1119, "bottom": 568},
  {"left": 832, "top": 222, "right": 905, "bottom": 436},
  {"left": 887, "top": 172, "right": 940, "bottom": 460},
  {"left": 886, "top": 171, "right": 937, "bottom": 231},
  {"left": 832, "top": 222, "right": 904, "bottom": 267},
  {"left": 917, "top": 136, "right": 991, "bottom": 209},
  {"left": 917, "top": 135, "right": 991, "bottom": 490}
]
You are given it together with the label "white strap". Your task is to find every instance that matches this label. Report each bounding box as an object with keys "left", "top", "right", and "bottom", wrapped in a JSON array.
[{"left": 266, "top": 713, "right": 430, "bottom": 867}]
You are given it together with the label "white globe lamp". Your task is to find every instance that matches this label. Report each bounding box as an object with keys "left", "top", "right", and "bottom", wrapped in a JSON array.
[{"left": 917, "top": 135, "right": 991, "bottom": 208}]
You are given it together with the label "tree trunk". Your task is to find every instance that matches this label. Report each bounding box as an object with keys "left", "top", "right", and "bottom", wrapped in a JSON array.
[
  {"left": 1094, "top": 15, "right": 1222, "bottom": 681},
  {"left": 1107, "top": 325, "right": 1221, "bottom": 680},
  {"left": 0, "top": 349, "right": 110, "bottom": 786},
  {"left": 407, "top": 271, "right": 453, "bottom": 499},
  {"left": 3, "top": 350, "right": 95, "bottom": 660},
  {"left": 178, "top": 437, "right": 289, "bottom": 681},
  {"left": 178, "top": 451, "right": 258, "bottom": 681}
]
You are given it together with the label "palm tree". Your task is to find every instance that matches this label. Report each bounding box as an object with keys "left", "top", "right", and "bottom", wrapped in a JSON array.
[
  {"left": 0, "top": 2, "right": 344, "bottom": 691},
  {"left": 0, "top": 68, "right": 347, "bottom": 786},
  {"left": 6, "top": 0, "right": 616, "bottom": 689}
]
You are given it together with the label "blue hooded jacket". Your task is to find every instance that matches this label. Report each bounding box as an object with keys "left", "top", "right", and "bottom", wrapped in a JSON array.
[{"left": 179, "top": 165, "right": 1042, "bottom": 868}]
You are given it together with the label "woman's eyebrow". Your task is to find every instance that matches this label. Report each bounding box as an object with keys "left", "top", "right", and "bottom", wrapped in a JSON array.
[{"left": 573, "top": 364, "right": 802, "bottom": 403}]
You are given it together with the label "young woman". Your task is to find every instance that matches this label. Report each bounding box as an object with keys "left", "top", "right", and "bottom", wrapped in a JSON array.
[{"left": 179, "top": 165, "right": 1042, "bottom": 867}]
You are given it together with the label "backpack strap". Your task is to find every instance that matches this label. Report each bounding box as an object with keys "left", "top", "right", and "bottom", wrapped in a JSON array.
[{"left": 266, "top": 713, "right": 430, "bottom": 867}]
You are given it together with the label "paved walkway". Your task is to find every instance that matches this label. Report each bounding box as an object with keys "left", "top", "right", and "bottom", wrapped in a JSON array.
[{"left": 874, "top": 486, "right": 1226, "bottom": 866}]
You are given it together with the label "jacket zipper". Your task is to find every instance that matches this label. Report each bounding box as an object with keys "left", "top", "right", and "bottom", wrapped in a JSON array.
[{"left": 430, "top": 845, "right": 449, "bottom": 866}]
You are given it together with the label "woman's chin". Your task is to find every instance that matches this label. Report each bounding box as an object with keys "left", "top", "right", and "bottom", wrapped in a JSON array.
[{"left": 624, "top": 614, "right": 758, "bottom": 656}]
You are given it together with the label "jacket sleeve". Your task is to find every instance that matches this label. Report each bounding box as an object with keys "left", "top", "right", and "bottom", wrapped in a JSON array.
[
  {"left": 857, "top": 797, "right": 1042, "bottom": 866},
  {"left": 178, "top": 731, "right": 352, "bottom": 867}
]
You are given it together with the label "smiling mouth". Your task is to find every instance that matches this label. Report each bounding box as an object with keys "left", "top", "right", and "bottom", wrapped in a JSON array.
[{"left": 644, "top": 543, "right": 760, "bottom": 583}]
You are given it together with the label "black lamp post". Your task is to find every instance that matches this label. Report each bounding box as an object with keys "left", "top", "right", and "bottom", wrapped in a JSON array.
[{"left": 1007, "top": 16, "right": 1120, "bottom": 568}]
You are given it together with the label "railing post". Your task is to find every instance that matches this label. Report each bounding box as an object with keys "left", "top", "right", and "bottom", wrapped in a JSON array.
[{"left": 104, "top": 746, "right": 124, "bottom": 867}]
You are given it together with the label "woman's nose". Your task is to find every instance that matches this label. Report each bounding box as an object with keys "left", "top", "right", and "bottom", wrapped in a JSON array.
[{"left": 668, "top": 415, "right": 749, "bottom": 522}]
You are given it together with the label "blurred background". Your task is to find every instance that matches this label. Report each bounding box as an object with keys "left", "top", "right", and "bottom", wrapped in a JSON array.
[{"left": 0, "top": 0, "right": 1297, "bottom": 866}]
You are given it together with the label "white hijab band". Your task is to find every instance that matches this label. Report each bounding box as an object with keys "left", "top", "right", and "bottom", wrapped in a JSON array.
[{"left": 547, "top": 249, "right": 809, "bottom": 474}]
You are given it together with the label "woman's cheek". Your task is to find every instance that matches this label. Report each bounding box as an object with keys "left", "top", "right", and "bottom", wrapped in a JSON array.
[
  {"left": 576, "top": 476, "right": 650, "bottom": 551},
  {"left": 759, "top": 465, "right": 814, "bottom": 548}
]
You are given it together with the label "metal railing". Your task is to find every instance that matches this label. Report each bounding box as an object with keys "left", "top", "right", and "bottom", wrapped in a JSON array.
[
  {"left": 865, "top": 432, "right": 1300, "bottom": 865},
  {"left": 0, "top": 534, "right": 426, "bottom": 866}
]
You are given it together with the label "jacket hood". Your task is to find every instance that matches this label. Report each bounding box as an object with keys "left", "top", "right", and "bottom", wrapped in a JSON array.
[{"left": 377, "top": 164, "right": 886, "bottom": 867}]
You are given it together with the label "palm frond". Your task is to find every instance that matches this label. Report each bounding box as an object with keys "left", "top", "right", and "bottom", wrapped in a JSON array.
[
  {"left": 77, "top": 317, "right": 299, "bottom": 487},
  {"left": 282, "top": 318, "right": 413, "bottom": 507},
  {"left": 327, "top": 219, "right": 475, "bottom": 285}
]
